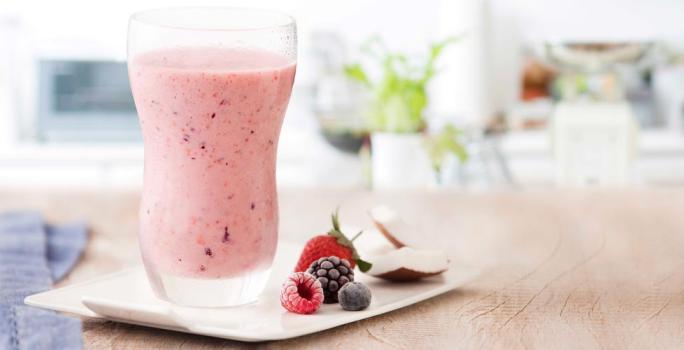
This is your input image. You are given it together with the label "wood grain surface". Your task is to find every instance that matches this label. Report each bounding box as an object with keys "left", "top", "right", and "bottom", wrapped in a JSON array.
[{"left": 3, "top": 188, "right": 683, "bottom": 349}]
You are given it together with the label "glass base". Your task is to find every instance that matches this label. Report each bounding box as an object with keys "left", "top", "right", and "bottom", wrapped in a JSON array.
[{"left": 145, "top": 267, "right": 272, "bottom": 307}]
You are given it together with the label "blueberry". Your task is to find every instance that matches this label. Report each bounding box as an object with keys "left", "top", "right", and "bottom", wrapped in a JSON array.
[{"left": 338, "top": 282, "right": 372, "bottom": 311}]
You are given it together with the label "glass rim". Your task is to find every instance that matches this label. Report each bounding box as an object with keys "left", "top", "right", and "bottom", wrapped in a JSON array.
[{"left": 129, "top": 6, "right": 296, "bottom": 32}]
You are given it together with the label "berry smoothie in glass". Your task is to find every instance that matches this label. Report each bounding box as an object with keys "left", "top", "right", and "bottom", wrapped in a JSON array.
[{"left": 127, "top": 8, "right": 296, "bottom": 307}]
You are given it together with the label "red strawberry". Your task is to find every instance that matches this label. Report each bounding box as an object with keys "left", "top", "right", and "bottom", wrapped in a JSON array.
[{"left": 294, "top": 210, "right": 372, "bottom": 273}]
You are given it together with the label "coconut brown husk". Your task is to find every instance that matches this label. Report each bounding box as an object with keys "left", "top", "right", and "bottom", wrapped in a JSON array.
[{"left": 374, "top": 267, "right": 447, "bottom": 281}]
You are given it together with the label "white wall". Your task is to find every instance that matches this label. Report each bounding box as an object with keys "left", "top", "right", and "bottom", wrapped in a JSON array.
[{"left": 491, "top": 0, "right": 684, "bottom": 43}]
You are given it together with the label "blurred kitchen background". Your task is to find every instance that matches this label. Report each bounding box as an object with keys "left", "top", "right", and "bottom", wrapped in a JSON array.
[{"left": 1, "top": 0, "right": 684, "bottom": 190}]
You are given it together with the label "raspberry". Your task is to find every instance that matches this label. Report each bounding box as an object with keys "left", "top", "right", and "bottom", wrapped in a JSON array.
[
  {"left": 307, "top": 256, "right": 354, "bottom": 303},
  {"left": 338, "top": 281, "right": 372, "bottom": 311},
  {"left": 280, "top": 272, "right": 324, "bottom": 314}
]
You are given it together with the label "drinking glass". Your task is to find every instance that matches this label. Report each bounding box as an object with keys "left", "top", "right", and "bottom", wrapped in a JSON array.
[{"left": 127, "top": 7, "right": 296, "bottom": 307}]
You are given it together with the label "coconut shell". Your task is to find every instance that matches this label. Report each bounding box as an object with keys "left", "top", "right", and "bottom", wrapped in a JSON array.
[{"left": 373, "top": 267, "right": 447, "bottom": 282}]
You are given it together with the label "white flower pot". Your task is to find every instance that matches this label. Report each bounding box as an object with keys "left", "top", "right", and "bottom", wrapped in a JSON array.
[{"left": 371, "top": 132, "right": 435, "bottom": 189}]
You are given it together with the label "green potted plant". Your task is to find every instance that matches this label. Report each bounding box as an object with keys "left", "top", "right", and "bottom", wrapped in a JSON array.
[{"left": 344, "top": 37, "right": 467, "bottom": 188}]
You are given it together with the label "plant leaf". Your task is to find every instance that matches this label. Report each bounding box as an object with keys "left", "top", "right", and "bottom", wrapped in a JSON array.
[
  {"left": 343, "top": 63, "right": 371, "bottom": 87},
  {"left": 424, "top": 123, "right": 468, "bottom": 171},
  {"left": 345, "top": 35, "right": 463, "bottom": 133}
]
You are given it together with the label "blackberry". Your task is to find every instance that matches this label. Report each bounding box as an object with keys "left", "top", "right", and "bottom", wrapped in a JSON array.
[{"left": 307, "top": 256, "right": 354, "bottom": 303}]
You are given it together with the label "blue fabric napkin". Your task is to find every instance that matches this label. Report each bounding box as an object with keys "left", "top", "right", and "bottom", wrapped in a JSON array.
[{"left": 0, "top": 211, "right": 87, "bottom": 350}]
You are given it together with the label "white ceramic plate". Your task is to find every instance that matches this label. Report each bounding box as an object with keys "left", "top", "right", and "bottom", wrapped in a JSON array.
[{"left": 25, "top": 242, "right": 477, "bottom": 342}]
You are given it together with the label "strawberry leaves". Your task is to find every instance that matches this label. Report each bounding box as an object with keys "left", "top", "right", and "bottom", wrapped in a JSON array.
[
  {"left": 327, "top": 209, "right": 373, "bottom": 272},
  {"left": 354, "top": 258, "right": 373, "bottom": 273}
]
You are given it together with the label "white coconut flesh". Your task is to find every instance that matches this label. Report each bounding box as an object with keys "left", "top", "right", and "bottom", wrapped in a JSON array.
[
  {"left": 367, "top": 247, "right": 449, "bottom": 281},
  {"left": 369, "top": 205, "right": 425, "bottom": 249}
]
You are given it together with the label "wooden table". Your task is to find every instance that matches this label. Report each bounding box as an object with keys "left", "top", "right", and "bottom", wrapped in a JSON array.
[{"left": 3, "top": 188, "right": 684, "bottom": 349}]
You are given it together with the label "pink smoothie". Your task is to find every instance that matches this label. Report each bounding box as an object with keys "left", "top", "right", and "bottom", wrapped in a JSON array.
[{"left": 129, "top": 47, "right": 296, "bottom": 279}]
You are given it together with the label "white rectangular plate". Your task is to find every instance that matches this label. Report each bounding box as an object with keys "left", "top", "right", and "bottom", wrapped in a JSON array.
[{"left": 26, "top": 242, "right": 477, "bottom": 342}]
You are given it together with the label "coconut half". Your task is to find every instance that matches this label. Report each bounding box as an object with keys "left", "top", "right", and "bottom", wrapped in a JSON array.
[
  {"left": 365, "top": 205, "right": 451, "bottom": 281},
  {"left": 369, "top": 205, "right": 409, "bottom": 248},
  {"left": 366, "top": 246, "right": 449, "bottom": 281}
]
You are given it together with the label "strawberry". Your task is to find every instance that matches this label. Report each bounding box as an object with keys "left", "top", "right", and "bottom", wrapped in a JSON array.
[{"left": 294, "top": 210, "right": 372, "bottom": 273}]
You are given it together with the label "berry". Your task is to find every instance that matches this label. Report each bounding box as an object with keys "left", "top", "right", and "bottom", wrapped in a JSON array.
[
  {"left": 280, "top": 272, "right": 324, "bottom": 314},
  {"left": 295, "top": 236, "right": 352, "bottom": 272},
  {"left": 338, "top": 282, "right": 372, "bottom": 311},
  {"left": 307, "top": 256, "right": 354, "bottom": 303},
  {"left": 294, "top": 209, "right": 372, "bottom": 273}
]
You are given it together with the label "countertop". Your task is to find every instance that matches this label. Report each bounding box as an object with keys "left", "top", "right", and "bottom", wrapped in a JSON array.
[{"left": 3, "top": 188, "right": 684, "bottom": 349}]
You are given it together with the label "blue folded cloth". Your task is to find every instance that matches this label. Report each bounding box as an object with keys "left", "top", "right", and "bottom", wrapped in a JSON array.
[{"left": 0, "top": 212, "right": 87, "bottom": 350}]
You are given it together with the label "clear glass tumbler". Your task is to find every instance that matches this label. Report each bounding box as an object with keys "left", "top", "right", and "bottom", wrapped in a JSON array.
[{"left": 127, "top": 7, "right": 296, "bottom": 307}]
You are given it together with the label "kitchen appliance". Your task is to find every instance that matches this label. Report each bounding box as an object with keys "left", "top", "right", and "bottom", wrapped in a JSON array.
[
  {"left": 653, "top": 65, "right": 684, "bottom": 132},
  {"left": 547, "top": 42, "right": 647, "bottom": 186},
  {"left": 36, "top": 59, "right": 138, "bottom": 142}
]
